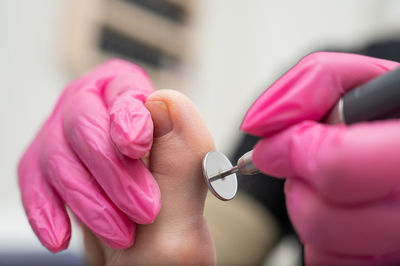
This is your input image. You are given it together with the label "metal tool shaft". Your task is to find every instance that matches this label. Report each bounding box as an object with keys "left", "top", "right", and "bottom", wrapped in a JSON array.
[
  {"left": 208, "top": 151, "right": 260, "bottom": 182},
  {"left": 209, "top": 165, "right": 240, "bottom": 182}
]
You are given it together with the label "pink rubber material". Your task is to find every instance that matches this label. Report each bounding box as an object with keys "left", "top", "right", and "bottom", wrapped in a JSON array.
[
  {"left": 18, "top": 59, "right": 161, "bottom": 252},
  {"left": 241, "top": 52, "right": 400, "bottom": 265}
]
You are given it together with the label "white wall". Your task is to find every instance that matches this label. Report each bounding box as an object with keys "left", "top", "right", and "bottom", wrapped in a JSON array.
[
  {"left": 0, "top": 0, "right": 82, "bottom": 253},
  {"left": 0, "top": 0, "right": 399, "bottom": 255}
]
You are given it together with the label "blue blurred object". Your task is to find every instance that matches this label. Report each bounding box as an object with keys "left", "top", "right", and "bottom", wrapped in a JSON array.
[{"left": 0, "top": 251, "right": 85, "bottom": 266}]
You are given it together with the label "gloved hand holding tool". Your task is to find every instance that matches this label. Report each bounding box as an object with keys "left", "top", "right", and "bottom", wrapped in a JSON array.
[{"left": 241, "top": 52, "right": 400, "bottom": 265}]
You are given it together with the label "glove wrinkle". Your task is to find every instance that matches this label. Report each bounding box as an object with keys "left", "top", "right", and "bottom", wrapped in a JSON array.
[{"left": 18, "top": 59, "right": 161, "bottom": 252}]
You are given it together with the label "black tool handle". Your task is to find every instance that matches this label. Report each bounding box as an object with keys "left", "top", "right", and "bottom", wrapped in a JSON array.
[{"left": 343, "top": 67, "right": 400, "bottom": 124}]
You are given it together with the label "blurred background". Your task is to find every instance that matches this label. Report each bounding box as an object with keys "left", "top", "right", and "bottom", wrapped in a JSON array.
[{"left": 1, "top": 0, "right": 400, "bottom": 265}]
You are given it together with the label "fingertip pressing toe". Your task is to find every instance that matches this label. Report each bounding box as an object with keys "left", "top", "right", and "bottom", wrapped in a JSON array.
[
  {"left": 110, "top": 109, "right": 154, "bottom": 158},
  {"left": 109, "top": 92, "right": 154, "bottom": 159}
]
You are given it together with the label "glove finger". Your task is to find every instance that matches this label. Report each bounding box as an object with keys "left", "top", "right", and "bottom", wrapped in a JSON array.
[
  {"left": 64, "top": 60, "right": 154, "bottom": 159},
  {"left": 109, "top": 92, "right": 153, "bottom": 159},
  {"left": 305, "top": 245, "right": 400, "bottom": 266},
  {"left": 63, "top": 90, "right": 161, "bottom": 224},
  {"left": 17, "top": 137, "right": 71, "bottom": 252},
  {"left": 39, "top": 122, "right": 135, "bottom": 249},
  {"left": 107, "top": 88, "right": 153, "bottom": 159},
  {"left": 241, "top": 52, "right": 399, "bottom": 137},
  {"left": 103, "top": 65, "right": 154, "bottom": 159},
  {"left": 253, "top": 120, "right": 400, "bottom": 203},
  {"left": 286, "top": 179, "right": 400, "bottom": 256}
]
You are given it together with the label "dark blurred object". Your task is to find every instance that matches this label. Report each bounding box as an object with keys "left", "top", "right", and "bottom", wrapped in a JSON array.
[
  {"left": 232, "top": 38, "right": 400, "bottom": 237},
  {"left": 100, "top": 26, "right": 179, "bottom": 68},
  {"left": 327, "top": 39, "right": 400, "bottom": 62},
  {"left": 0, "top": 252, "right": 84, "bottom": 266},
  {"left": 359, "top": 39, "right": 400, "bottom": 62},
  {"left": 122, "top": 0, "right": 186, "bottom": 23}
]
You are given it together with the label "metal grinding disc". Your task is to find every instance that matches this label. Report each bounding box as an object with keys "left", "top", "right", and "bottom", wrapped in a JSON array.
[{"left": 202, "top": 151, "right": 238, "bottom": 201}]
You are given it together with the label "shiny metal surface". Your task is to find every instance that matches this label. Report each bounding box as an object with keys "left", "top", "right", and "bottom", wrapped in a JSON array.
[
  {"left": 324, "top": 98, "right": 345, "bottom": 124},
  {"left": 237, "top": 150, "right": 260, "bottom": 175},
  {"left": 202, "top": 151, "right": 238, "bottom": 201}
]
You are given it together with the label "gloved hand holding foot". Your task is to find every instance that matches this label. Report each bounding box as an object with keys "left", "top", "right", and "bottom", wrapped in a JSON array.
[
  {"left": 83, "top": 89, "right": 216, "bottom": 266},
  {"left": 241, "top": 52, "right": 400, "bottom": 265},
  {"left": 18, "top": 60, "right": 161, "bottom": 252}
]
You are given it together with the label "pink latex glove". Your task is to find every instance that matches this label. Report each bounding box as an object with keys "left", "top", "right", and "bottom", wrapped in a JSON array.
[
  {"left": 241, "top": 52, "right": 400, "bottom": 265},
  {"left": 18, "top": 59, "right": 161, "bottom": 252}
]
